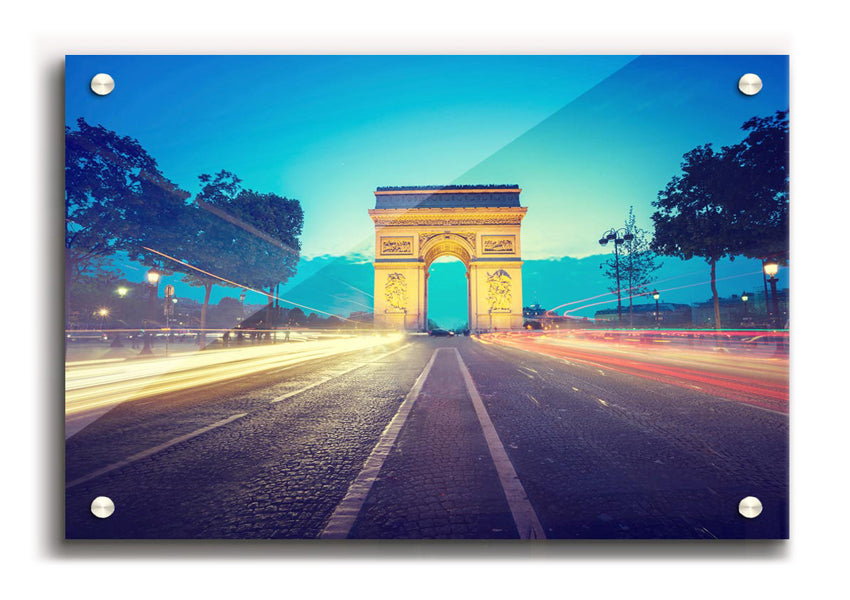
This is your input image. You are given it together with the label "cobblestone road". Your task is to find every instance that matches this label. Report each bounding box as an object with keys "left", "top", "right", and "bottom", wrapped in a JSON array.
[{"left": 65, "top": 335, "right": 788, "bottom": 539}]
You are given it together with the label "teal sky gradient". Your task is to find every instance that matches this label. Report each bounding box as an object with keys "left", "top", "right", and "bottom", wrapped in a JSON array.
[
  {"left": 66, "top": 55, "right": 789, "bottom": 323},
  {"left": 66, "top": 55, "right": 636, "bottom": 258}
]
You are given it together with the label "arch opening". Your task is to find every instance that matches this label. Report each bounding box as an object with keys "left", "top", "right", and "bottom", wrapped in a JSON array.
[
  {"left": 426, "top": 255, "right": 469, "bottom": 332},
  {"left": 422, "top": 237, "right": 472, "bottom": 270}
]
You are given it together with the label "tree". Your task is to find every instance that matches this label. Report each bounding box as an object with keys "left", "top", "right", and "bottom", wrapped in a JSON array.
[
  {"left": 727, "top": 110, "right": 789, "bottom": 308},
  {"left": 179, "top": 171, "right": 304, "bottom": 343},
  {"left": 602, "top": 207, "right": 662, "bottom": 326},
  {"left": 65, "top": 118, "right": 189, "bottom": 326},
  {"left": 199, "top": 175, "right": 303, "bottom": 326},
  {"left": 652, "top": 111, "right": 789, "bottom": 330},
  {"left": 651, "top": 144, "right": 743, "bottom": 329},
  {"left": 288, "top": 307, "right": 306, "bottom": 325},
  {"left": 729, "top": 110, "right": 789, "bottom": 261}
]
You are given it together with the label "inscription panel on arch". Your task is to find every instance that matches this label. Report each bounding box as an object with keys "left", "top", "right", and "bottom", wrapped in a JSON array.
[
  {"left": 380, "top": 236, "right": 414, "bottom": 256},
  {"left": 481, "top": 235, "right": 516, "bottom": 255}
]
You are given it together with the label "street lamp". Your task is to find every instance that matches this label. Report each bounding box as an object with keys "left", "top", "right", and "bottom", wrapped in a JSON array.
[
  {"left": 110, "top": 287, "right": 128, "bottom": 347},
  {"left": 140, "top": 269, "right": 160, "bottom": 355},
  {"left": 598, "top": 227, "right": 635, "bottom": 325},
  {"left": 741, "top": 291, "right": 749, "bottom": 324},
  {"left": 652, "top": 290, "right": 660, "bottom": 328},
  {"left": 763, "top": 259, "right": 781, "bottom": 329},
  {"left": 96, "top": 307, "right": 109, "bottom": 330}
]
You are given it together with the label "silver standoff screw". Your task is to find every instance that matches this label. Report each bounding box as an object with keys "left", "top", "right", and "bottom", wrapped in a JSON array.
[
  {"left": 738, "top": 496, "right": 763, "bottom": 519},
  {"left": 90, "top": 496, "right": 115, "bottom": 519},
  {"left": 90, "top": 73, "right": 115, "bottom": 96},
  {"left": 738, "top": 73, "right": 762, "bottom": 96}
]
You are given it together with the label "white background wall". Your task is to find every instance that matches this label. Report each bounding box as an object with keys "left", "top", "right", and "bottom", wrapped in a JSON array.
[{"left": 7, "top": 4, "right": 846, "bottom": 599}]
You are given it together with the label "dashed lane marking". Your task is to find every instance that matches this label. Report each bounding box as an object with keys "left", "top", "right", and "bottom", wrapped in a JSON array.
[
  {"left": 271, "top": 343, "right": 413, "bottom": 403},
  {"left": 453, "top": 348, "right": 547, "bottom": 540},
  {"left": 66, "top": 413, "right": 248, "bottom": 490},
  {"left": 319, "top": 347, "right": 442, "bottom": 539}
]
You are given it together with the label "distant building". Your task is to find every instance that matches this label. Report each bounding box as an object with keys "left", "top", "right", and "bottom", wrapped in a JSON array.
[
  {"left": 594, "top": 302, "right": 692, "bottom": 327},
  {"left": 349, "top": 311, "right": 374, "bottom": 323},
  {"left": 523, "top": 304, "right": 547, "bottom": 318},
  {"left": 692, "top": 289, "right": 788, "bottom": 328}
]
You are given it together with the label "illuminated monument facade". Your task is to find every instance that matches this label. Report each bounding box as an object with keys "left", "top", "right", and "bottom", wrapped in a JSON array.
[{"left": 369, "top": 185, "right": 527, "bottom": 331}]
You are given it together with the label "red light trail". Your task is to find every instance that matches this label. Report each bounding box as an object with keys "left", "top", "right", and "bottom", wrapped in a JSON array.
[{"left": 480, "top": 330, "right": 789, "bottom": 414}]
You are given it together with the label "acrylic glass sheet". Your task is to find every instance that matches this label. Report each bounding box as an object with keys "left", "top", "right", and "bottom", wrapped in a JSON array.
[{"left": 65, "top": 55, "right": 789, "bottom": 539}]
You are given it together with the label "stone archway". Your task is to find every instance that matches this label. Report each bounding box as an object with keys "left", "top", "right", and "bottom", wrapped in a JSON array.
[{"left": 369, "top": 185, "right": 527, "bottom": 331}]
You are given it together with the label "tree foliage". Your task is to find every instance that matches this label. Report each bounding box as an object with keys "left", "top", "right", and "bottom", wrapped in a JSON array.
[
  {"left": 651, "top": 110, "right": 789, "bottom": 329},
  {"left": 195, "top": 171, "right": 303, "bottom": 291},
  {"left": 602, "top": 207, "right": 662, "bottom": 322},
  {"left": 176, "top": 171, "right": 304, "bottom": 339},
  {"left": 66, "top": 118, "right": 188, "bottom": 266},
  {"left": 65, "top": 118, "right": 190, "bottom": 325},
  {"left": 727, "top": 110, "right": 789, "bottom": 261},
  {"left": 65, "top": 121, "right": 305, "bottom": 336}
]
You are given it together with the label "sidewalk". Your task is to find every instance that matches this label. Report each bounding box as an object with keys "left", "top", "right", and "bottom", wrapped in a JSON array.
[{"left": 64, "top": 332, "right": 322, "bottom": 364}]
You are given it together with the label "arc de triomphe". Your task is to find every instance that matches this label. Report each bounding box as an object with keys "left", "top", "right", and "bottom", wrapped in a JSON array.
[{"left": 370, "top": 185, "right": 527, "bottom": 331}]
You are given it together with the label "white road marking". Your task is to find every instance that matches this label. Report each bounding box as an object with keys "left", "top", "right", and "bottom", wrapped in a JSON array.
[
  {"left": 66, "top": 413, "right": 247, "bottom": 489},
  {"left": 453, "top": 348, "right": 546, "bottom": 540},
  {"left": 271, "top": 343, "right": 412, "bottom": 403},
  {"left": 517, "top": 366, "right": 537, "bottom": 378},
  {"left": 319, "top": 348, "right": 443, "bottom": 539}
]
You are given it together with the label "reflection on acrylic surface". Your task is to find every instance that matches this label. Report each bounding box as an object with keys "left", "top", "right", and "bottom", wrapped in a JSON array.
[{"left": 65, "top": 55, "right": 788, "bottom": 539}]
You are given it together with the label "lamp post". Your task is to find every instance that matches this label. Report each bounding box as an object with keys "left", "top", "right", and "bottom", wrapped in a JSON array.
[
  {"left": 146, "top": 269, "right": 160, "bottom": 316},
  {"left": 598, "top": 227, "right": 634, "bottom": 325},
  {"left": 652, "top": 290, "right": 660, "bottom": 329},
  {"left": 111, "top": 286, "right": 129, "bottom": 347},
  {"left": 140, "top": 269, "right": 160, "bottom": 355},
  {"left": 741, "top": 291, "right": 749, "bottom": 324},
  {"left": 96, "top": 307, "right": 109, "bottom": 330},
  {"left": 763, "top": 260, "right": 781, "bottom": 329}
]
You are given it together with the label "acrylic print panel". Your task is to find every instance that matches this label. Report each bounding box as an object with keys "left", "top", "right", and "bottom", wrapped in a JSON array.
[{"left": 64, "top": 55, "right": 789, "bottom": 540}]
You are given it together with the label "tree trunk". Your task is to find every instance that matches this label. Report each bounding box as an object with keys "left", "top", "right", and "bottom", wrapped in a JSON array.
[
  {"left": 199, "top": 281, "right": 212, "bottom": 347},
  {"left": 64, "top": 256, "right": 77, "bottom": 359},
  {"left": 761, "top": 258, "right": 770, "bottom": 321},
  {"left": 274, "top": 283, "right": 280, "bottom": 342},
  {"left": 64, "top": 257, "right": 75, "bottom": 332},
  {"left": 710, "top": 258, "right": 721, "bottom": 330},
  {"left": 265, "top": 286, "right": 273, "bottom": 342}
]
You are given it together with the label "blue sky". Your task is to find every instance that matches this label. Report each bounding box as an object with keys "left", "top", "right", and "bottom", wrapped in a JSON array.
[
  {"left": 66, "top": 55, "right": 789, "bottom": 324},
  {"left": 67, "top": 55, "right": 637, "bottom": 258}
]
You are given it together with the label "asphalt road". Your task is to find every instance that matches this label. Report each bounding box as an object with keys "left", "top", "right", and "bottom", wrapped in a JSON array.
[{"left": 65, "top": 335, "right": 788, "bottom": 539}]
